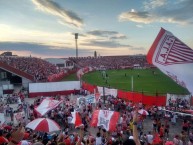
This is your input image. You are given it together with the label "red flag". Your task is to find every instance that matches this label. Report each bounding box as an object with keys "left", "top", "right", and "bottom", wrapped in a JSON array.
[
  {"left": 147, "top": 28, "right": 193, "bottom": 94},
  {"left": 90, "top": 110, "right": 120, "bottom": 131},
  {"left": 71, "top": 111, "right": 83, "bottom": 128}
]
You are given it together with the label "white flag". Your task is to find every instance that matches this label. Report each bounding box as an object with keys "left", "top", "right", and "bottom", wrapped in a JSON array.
[{"left": 147, "top": 28, "right": 193, "bottom": 94}]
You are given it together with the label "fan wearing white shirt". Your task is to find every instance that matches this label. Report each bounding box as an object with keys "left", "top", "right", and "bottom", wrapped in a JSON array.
[
  {"left": 146, "top": 131, "right": 153, "bottom": 145},
  {"left": 95, "top": 132, "right": 102, "bottom": 145}
]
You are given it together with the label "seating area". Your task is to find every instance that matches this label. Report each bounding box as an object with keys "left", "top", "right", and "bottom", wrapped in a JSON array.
[
  {"left": 70, "top": 55, "right": 153, "bottom": 69},
  {"left": 0, "top": 56, "right": 59, "bottom": 82}
]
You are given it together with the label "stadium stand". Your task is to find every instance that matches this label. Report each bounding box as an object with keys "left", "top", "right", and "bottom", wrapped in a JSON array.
[
  {"left": 0, "top": 56, "right": 62, "bottom": 82},
  {"left": 70, "top": 55, "right": 153, "bottom": 69}
]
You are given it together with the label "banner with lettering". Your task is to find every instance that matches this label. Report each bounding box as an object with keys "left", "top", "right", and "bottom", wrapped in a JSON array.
[
  {"left": 90, "top": 110, "right": 120, "bottom": 131},
  {"left": 85, "top": 94, "right": 96, "bottom": 104},
  {"left": 147, "top": 28, "right": 193, "bottom": 94},
  {"left": 76, "top": 95, "right": 96, "bottom": 107}
]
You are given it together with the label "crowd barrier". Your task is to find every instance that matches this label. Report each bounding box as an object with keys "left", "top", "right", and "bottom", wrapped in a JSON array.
[
  {"left": 82, "top": 82, "right": 167, "bottom": 106},
  {"left": 29, "top": 81, "right": 80, "bottom": 98}
]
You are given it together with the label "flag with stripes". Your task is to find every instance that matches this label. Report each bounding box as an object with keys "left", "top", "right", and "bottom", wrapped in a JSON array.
[
  {"left": 71, "top": 111, "right": 83, "bottom": 128},
  {"left": 147, "top": 28, "right": 193, "bottom": 94},
  {"left": 90, "top": 110, "right": 120, "bottom": 131}
]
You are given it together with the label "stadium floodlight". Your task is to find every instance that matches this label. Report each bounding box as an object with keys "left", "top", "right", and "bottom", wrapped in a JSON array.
[{"left": 75, "top": 33, "right": 78, "bottom": 58}]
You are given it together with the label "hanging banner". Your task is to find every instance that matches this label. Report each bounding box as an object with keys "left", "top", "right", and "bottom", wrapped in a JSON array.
[
  {"left": 85, "top": 94, "right": 96, "bottom": 104},
  {"left": 76, "top": 95, "right": 96, "bottom": 106},
  {"left": 166, "top": 94, "right": 191, "bottom": 106},
  {"left": 0, "top": 113, "right": 5, "bottom": 124},
  {"left": 97, "top": 86, "right": 117, "bottom": 97}
]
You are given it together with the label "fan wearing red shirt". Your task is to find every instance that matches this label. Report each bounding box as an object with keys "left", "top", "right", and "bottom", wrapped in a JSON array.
[
  {"left": 159, "top": 125, "right": 165, "bottom": 138},
  {"left": 64, "top": 136, "right": 71, "bottom": 145},
  {"left": 0, "top": 131, "right": 8, "bottom": 144}
]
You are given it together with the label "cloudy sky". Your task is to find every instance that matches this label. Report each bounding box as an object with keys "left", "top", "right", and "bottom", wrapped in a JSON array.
[{"left": 0, "top": 0, "right": 193, "bottom": 58}]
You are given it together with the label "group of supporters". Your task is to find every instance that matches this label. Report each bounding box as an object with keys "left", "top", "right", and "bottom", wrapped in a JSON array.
[
  {"left": 0, "top": 55, "right": 153, "bottom": 82},
  {"left": 70, "top": 55, "right": 152, "bottom": 69},
  {"left": 0, "top": 88, "right": 193, "bottom": 145},
  {"left": 0, "top": 56, "right": 62, "bottom": 82}
]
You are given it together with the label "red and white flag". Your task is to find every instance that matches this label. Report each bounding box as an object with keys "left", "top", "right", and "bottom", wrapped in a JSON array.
[
  {"left": 71, "top": 111, "right": 83, "bottom": 128},
  {"left": 90, "top": 110, "right": 120, "bottom": 131},
  {"left": 95, "top": 93, "right": 101, "bottom": 102},
  {"left": 35, "top": 98, "right": 63, "bottom": 116},
  {"left": 147, "top": 28, "right": 193, "bottom": 94}
]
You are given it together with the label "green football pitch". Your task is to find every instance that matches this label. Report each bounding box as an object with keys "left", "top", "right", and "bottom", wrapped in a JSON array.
[{"left": 81, "top": 68, "right": 189, "bottom": 96}]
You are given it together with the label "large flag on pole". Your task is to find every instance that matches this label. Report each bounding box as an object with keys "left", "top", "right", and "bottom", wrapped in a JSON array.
[
  {"left": 90, "top": 110, "right": 120, "bottom": 131},
  {"left": 147, "top": 28, "right": 193, "bottom": 94},
  {"left": 35, "top": 98, "right": 63, "bottom": 116}
]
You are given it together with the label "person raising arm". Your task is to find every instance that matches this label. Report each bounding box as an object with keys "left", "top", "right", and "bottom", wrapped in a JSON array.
[{"left": 133, "top": 110, "right": 141, "bottom": 145}]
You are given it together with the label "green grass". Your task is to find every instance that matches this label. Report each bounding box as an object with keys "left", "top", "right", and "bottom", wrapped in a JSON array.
[
  {"left": 60, "top": 73, "right": 78, "bottom": 81},
  {"left": 82, "top": 68, "right": 189, "bottom": 96}
]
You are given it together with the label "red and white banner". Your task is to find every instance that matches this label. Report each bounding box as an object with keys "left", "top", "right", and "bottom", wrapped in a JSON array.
[
  {"left": 90, "top": 110, "right": 120, "bottom": 131},
  {"left": 147, "top": 28, "right": 193, "bottom": 94},
  {"left": 71, "top": 111, "right": 83, "bottom": 128},
  {"left": 35, "top": 98, "right": 63, "bottom": 116},
  {"left": 97, "top": 86, "right": 117, "bottom": 97}
]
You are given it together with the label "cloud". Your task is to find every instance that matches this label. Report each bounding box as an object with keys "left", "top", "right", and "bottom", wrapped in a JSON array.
[
  {"left": 81, "top": 40, "right": 131, "bottom": 48},
  {"left": 136, "top": 24, "right": 143, "bottom": 28},
  {"left": 31, "top": 0, "right": 83, "bottom": 28},
  {"left": 110, "top": 35, "right": 127, "bottom": 40},
  {"left": 118, "top": 0, "right": 193, "bottom": 25},
  {"left": 156, "top": 0, "right": 193, "bottom": 24},
  {"left": 119, "top": 10, "right": 154, "bottom": 24},
  {"left": 86, "top": 30, "right": 127, "bottom": 40},
  {"left": 129, "top": 47, "right": 146, "bottom": 51},
  {"left": 79, "top": 30, "right": 129, "bottom": 48},
  {"left": 144, "top": 0, "right": 167, "bottom": 10},
  {"left": 87, "top": 30, "right": 118, "bottom": 36},
  {"left": 0, "top": 41, "right": 92, "bottom": 58}
]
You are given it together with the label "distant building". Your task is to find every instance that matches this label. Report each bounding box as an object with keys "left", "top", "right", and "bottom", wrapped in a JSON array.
[
  {"left": 1, "top": 52, "right": 12, "bottom": 56},
  {"left": 0, "top": 51, "right": 17, "bottom": 56},
  {"left": 44, "top": 58, "right": 74, "bottom": 69},
  {"left": 94, "top": 51, "right": 97, "bottom": 58}
]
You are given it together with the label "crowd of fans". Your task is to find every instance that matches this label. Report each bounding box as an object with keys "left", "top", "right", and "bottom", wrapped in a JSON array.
[
  {"left": 0, "top": 56, "right": 64, "bottom": 82},
  {"left": 0, "top": 55, "right": 153, "bottom": 82},
  {"left": 70, "top": 55, "right": 153, "bottom": 69},
  {"left": 0, "top": 88, "right": 193, "bottom": 145}
]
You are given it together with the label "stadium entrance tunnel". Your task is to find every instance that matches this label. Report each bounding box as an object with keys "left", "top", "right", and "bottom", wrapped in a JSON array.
[{"left": 10, "top": 75, "right": 22, "bottom": 85}]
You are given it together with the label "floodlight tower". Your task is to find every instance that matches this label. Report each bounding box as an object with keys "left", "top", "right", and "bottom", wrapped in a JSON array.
[{"left": 75, "top": 33, "right": 78, "bottom": 58}]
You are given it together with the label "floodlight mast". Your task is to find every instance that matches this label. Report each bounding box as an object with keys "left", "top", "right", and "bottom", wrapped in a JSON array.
[{"left": 75, "top": 33, "right": 78, "bottom": 58}]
